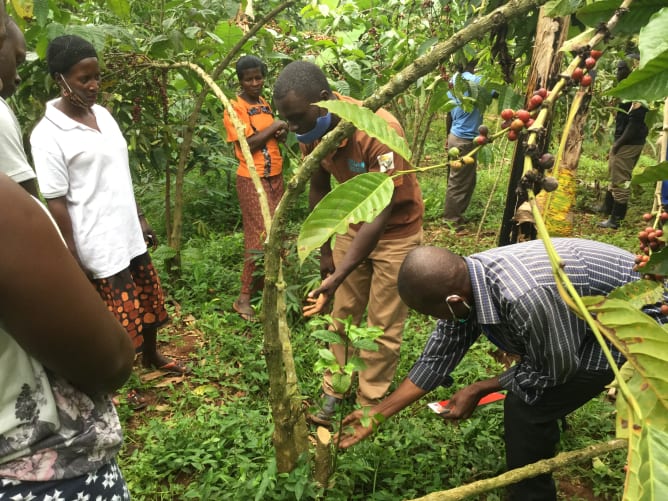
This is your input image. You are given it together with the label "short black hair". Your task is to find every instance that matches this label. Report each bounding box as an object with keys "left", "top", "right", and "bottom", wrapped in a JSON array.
[
  {"left": 273, "top": 60, "right": 331, "bottom": 102},
  {"left": 397, "top": 246, "right": 467, "bottom": 310},
  {"left": 46, "top": 35, "right": 97, "bottom": 77},
  {"left": 236, "top": 55, "right": 267, "bottom": 80}
]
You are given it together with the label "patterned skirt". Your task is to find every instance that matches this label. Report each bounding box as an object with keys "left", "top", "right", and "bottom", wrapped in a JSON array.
[
  {"left": 0, "top": 460, "right": 130, "bottom": 500},
  {"left": 92, "top": 252, "right": 169, "bottom": 352}
]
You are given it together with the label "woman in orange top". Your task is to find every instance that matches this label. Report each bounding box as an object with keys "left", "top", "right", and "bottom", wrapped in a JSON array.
[{"left": 223, "top": 56, "right": 287, "bottom": 321}]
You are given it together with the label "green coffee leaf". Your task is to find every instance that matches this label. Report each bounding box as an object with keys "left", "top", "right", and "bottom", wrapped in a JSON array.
[
  {"left": 317, "top": 99, "right": 412, "bottom": 162},
  {"left": 297, "top": 173, "right": 394, "bottom": 263}
]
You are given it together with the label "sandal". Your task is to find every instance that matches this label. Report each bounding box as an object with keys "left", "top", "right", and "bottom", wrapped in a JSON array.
[
  {"left": 126, "top": 389, "right": 147, "bottom": 410},
  {"left": 154, "top": 360, "right": 191, "bottom": 375},
  {"left": 233, "top": 300, "right": 257, "bottom": 322},
  {"left": 143, "top": 353, "right": 192, "bottom": 375}
]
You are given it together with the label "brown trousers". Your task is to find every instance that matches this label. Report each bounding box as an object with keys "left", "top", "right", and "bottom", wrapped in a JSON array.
[{"left": 323, "top": 228, "right": 423, "bottom": 406}]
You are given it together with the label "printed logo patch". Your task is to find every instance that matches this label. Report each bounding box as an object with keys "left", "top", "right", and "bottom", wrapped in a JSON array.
[
  {"left": 348, "top": 159, "right": 366, "bottom": 173},
  {"left": 377, "top": 152, "right": 395, "bottom": 173}
]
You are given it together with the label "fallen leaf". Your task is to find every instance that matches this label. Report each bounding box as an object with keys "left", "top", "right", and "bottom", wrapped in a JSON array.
[
  {"left": 154, "top": 376, "right": 185, "bottom": 388},
  {"left": 140, "top": 370, "right": 167, "bottom": 383}
]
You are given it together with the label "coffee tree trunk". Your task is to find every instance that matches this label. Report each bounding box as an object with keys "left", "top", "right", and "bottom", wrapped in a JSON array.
[
  {"left": 498, "top": 8, "right": 570, "bottom": 245},
  {"left": 654, "top": 98, "right": 668, "bottom": 212},
  {"left": 409, "top": 439, "right": 627, "bottom": 500}
]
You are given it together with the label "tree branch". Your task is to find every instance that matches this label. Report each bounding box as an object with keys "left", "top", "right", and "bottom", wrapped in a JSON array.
[{"left": 409, "top": 439, "right": 627, "bottom": 500}]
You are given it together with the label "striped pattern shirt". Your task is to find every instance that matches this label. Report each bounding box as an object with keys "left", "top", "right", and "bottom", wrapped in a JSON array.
[{"left": 408, "top": 238, "right": 643, "bottom": 405}]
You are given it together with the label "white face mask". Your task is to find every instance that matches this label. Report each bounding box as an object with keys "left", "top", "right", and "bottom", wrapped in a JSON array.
[{"left": 59, "top": 75, "right": 89, "bottom": 109}]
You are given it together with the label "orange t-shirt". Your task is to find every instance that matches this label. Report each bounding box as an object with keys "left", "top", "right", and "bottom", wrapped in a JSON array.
[
  {"left": 223, "top": 96, "right": 283, "bottom": 178},
  {"left": 301, "top": 94, "right": 423, "bottom": 239}
]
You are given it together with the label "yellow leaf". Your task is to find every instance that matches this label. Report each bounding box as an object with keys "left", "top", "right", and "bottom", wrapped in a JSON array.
[
  {"left": 193, "top": 384, "right": 218, "bottom": 396},
  {"left": 10, "top": 0, "right": 33, "bottom": 19}
]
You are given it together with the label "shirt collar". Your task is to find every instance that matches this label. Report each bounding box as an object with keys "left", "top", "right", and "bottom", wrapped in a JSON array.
[
  {"left": 44, "top": 99, "right": 96, "bottom": 131},
  {"left": 465, "top": 256, "right": 502, "bottom": 326}
]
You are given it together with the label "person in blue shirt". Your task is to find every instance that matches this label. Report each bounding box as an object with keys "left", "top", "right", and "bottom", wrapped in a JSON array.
[{"left": 443, "top": 59, "right": 485, "bottom": 231}]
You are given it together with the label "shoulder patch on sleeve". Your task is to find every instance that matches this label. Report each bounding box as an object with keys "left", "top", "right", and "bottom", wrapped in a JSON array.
[{"left": 377, "top": 152, "right": 395, "bottom": 173}]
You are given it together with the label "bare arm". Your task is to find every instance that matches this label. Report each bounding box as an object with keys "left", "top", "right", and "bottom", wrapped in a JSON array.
[
  {"left": 0, "top": 175, "right": 134, "bottom": 394},
  {"left": 304, "top": 196, "right": 394, "bottom": 316},
  {"left": 336, "top": 376, "right": 503, "bottom": 448},
  {"left": 136, "top": 203, "right": 158, "bottom": 250},
  {"left": 19, "top": 178, "right": 39, "bottom": 198},
  {"left": 335, "top": 378, "right": 428, "bottom": 448},
  {"left": 44, "top": 196, "right": 89, "bottom": 275},
  {"left": 304, "top": 149, "right": 396, "bottom": 316},
  {"left": 246, "top": 119, "right": 288, "bottom": 151}
]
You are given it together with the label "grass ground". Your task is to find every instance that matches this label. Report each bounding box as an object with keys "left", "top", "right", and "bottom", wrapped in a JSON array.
[{"left": 117, "top": 135, "right": 659, "bottom": 500}]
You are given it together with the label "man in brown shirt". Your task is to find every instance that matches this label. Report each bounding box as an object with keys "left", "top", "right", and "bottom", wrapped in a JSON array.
[{"left": 274, "top": 61, "right": 424, "bottom": 425}]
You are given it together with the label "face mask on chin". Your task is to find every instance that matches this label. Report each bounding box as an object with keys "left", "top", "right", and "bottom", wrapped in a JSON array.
[
  {"left": 59, "top": 75, "right": 90, "bottom": 109},
  {"left": 296, "top": 112, "right": 332, "bottom": 144}
]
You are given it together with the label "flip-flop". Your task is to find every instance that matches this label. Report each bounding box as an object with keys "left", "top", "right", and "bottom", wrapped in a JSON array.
[
  {"left": 126, "top": 389, "right": 147, "bottom": 410},
  {"left": 155, "top": 360, "right": 191, "bottom": 375},
  {"left": 233, "top": 300, "right": 257, "bottom": 322}
]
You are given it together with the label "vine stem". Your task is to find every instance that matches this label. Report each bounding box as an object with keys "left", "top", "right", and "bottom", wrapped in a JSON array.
[
  {"left": 528, "top": 190, "right": 642, "bottom": 422},
  {"left": 476, "top": 137, "right": 510, "bottom": 241}
]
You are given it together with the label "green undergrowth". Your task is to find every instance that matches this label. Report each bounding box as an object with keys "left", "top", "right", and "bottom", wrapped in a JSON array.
[{"left": 117, "top": 138, "right": 658, "bottom": 499}]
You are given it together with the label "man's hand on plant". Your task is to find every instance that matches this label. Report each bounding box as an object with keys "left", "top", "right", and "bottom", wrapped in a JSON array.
[
  {"left": 303, "top": 290, "right": 330, "bottom": 317},
  {"left": 303, "top": 274, "right": 340, "bottom": 317},
  {"left": 333, "top": 409, "right": 375, "bottom": 448}
]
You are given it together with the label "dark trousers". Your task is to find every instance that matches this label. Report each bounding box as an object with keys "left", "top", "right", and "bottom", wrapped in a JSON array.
[
  {"left": 443, "top": 133, "right": 477, "bottom": 224},
  {"left": 504, "top": 367, "right": 614, "bottom": 500}
]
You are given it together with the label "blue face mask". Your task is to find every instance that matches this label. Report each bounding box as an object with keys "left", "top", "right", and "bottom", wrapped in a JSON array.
[{"left": 296, "top": 112, "right": 332, "bottom": 144}]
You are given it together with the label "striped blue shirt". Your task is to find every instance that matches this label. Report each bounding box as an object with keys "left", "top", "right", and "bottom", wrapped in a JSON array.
[{"left": 408, "top": 238, "right": 644, "bottom": 405}]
